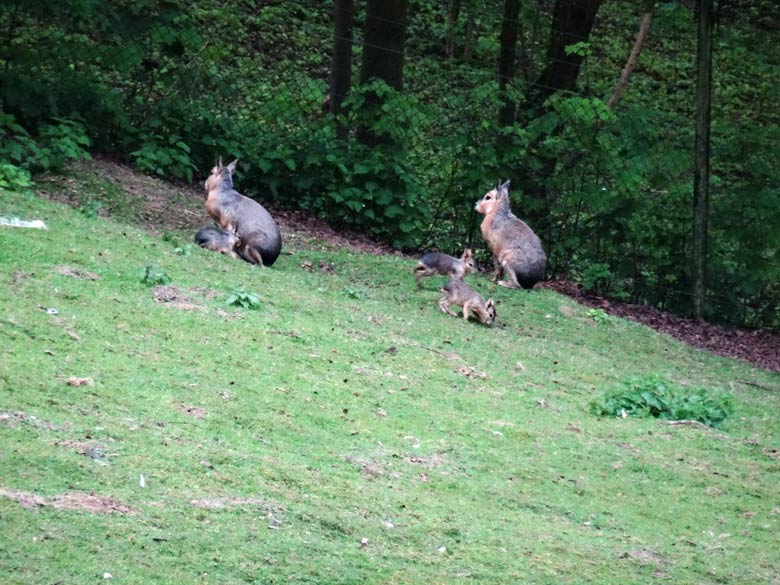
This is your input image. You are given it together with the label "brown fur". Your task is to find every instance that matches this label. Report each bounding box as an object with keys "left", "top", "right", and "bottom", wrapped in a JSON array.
[
  {"left": 194, "top": 224, "right": 241, "bottom": 259},
  {"left": 475, "top": 180, "right": 546, "bottom": 289},
  {"left": 413, "top": 249, "right": 475, "bottom": 287},
  {"left": 438, "top": 278, "right": 496, "bottom": 325},
  {"left": 204, "top": 159, "right": 282, "bottom": 266}
]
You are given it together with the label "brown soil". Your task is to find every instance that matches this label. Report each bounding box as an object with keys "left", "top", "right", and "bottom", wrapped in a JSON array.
[
  {"left": 541, "top": 281, "right": 780, "bottom": 374},
  {"left": 36, "top": 157, "right": 780, "bottom": 374},
  {"left": 0, "top": 487, "right": 135, "bottom": 514}
]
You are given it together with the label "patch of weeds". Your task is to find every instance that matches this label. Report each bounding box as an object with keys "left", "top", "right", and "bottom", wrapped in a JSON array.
[
  {"left": 162, "top": 232, "right": 180, "bottom": 245},
  {"left": 226, "top": 287, "right": 261, "bottom": 310},
  {"left": 589, "top": 374, "right": 733, "bottom": 428},
  {"left": 138, "top": 265, "right": 171, "bottom": 286},
  {"left": 173, "top": 245, "right": 193, "bottom": 256},
  {"left": 80, "top": 199, "right": 103, "bottom": 219},
  {"left": 343, "top": 286, "right": 368, "bottom": 300},
  {"left": 586, "top": 308, "right": 610, "bottom": 324}
]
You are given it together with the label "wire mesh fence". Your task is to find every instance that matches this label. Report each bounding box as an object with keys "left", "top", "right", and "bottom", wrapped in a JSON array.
[{"left": 1, "top": 1, "right": 778, "bottom": 326}]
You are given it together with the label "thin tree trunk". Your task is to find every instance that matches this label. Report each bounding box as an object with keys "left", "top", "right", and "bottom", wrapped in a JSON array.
[
  {"left": 462, "top": 11, "right": 475, "bottom": 61},
  {"left": 692, "top": 0, "right": 714, "bottom": 321},
  {"left": 445, "top": 0, "right": 461, "bottom": 58},
  {"left": 607, "top": 1, "right": 654, "bottom": 110},
  {"left": 357, "top": 0, "right": 409, "bottom": 146},
  {"left": 328, "top": 0, "right": 354, "bottom": 140},
  {"left": 498, "top": 0, "right": 521, "bottom": 128}
]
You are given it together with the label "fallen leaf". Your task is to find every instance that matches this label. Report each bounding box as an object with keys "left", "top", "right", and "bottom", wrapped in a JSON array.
[{"left": 66, "top": 377, "right": 93, "bottom": 387}]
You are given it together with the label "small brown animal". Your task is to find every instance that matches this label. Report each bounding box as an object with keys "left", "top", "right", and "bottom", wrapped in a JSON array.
[
  {"left": 413, "top": 249, "right": 475, "bottom": 287},
  {"left": 194, "top": 224, "right": 241, "bottom": 258},
  {"left": 475, "top": 180, "right": 546, "bottom": 289},
  {"left": 204, "top": 159, "right": 282, "bottom": 266},
  {"left": 438, "top": 278, "right": 496, "bottom": 325}
]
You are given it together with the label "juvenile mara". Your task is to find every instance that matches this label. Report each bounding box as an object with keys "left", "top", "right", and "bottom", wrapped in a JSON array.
[
  {"left": 475, "top": 180, "right": 546, "bottom": 289},
  {"left": 194, "top": 224, "right": 240, "bottom": 258},
  {"left": 438, "top": 278, "right": 496, "bottom": 325},
  {"left": 413, "top": 249, "right": 475, "bottom": 287}
]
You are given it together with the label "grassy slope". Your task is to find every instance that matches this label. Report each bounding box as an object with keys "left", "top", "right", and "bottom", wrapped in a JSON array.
[{"left": 1, "top": 180, "right": 779, "bottom": 584}]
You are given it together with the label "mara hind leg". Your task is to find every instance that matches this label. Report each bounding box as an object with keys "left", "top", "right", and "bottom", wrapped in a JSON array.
[
  {"left": 236, "top": 245, "right": 264, "bottom": 266},
  {"left": 498, "top": 261, "right": 520, "bottom": 288},
  {"left": 438, "top": 297, "right": 457, "bottom": 316}
]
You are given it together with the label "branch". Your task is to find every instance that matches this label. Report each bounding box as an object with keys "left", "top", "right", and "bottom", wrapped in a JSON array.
[{"left": 607, "top": 2, "right": 655, "bottom": 110}]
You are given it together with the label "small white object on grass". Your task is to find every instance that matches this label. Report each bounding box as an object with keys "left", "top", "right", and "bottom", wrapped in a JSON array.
[
  {"left": 0, "top": 217, "right": 47, "bottom": 229},
  {"left": 139, "top": 474, "right": 146, "bottom": 488}
]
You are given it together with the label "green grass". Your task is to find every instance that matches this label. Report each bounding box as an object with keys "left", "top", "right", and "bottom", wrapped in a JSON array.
[{"left": 1, "top": 181, "right": 779, "bottom": 584}]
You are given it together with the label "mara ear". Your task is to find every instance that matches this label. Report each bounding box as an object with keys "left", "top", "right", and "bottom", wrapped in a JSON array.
[
  {"left": 226, "top": 159, "right": 238, "bottom": 174},
  {"left": 463, "top": 248, "right": 473, "bottom": 258},
  {"left": 217, "top": 156, "right": 223, "bottom": 168},
  {"left": 486, "top": 299, "right": 495, "bottom": 308},
  {"left": 499, "top": 180, "right": 511, "bottom": 194}
]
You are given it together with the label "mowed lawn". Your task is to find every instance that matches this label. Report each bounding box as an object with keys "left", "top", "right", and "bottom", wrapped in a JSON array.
[{"left": 1, "top": 176, "right": 779, "bottom": 584}]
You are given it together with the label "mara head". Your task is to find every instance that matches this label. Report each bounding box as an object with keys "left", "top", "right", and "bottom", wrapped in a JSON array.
[
  {"left": 461, "top": 248, "right": 476, "bottom": 274},
  {"left": 483, "top": 299, "right": 496, "bottom": 325},
  {"left": 204, "top": 158, "right": 238, "bottom": 192},
  {"left": 475, "top": 180, "right": 510, "bottom": 215}
]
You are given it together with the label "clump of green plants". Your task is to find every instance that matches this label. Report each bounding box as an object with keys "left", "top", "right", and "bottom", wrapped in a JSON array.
[
  {"left": 138, "top": 265, "right": 171, "bottom": 286},
  {"left": 586, "top": 308, "right": 610, "bottom": 324},
  {"left": 589, "top": 374, "right": 733, "bottom": 428},
  {"left": 226, "top": 288, "right": 261, "bottom": 309},
  {"left": 0, "top": 113, "right": 91, "bottom": 190}
]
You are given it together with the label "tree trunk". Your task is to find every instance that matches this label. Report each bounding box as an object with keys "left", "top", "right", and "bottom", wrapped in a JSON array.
[
  {"left": 357, "top": 0, "right": 409, "bottom": 146},
  {"left": 498, "top": 0, "right": 521, "bottom": 128},
  {"left": 524, "top": 0, "right": 605, "bottom": 114},
  {"left": 445, "top": 0, "right": 461, "bottom": 58},
  {"left": 607, "top": 1, "right": 655, "bottom": 110},
  {"left": 328, "top": 0, "right": 354, "bottom": 140},
  {"left": 692, "top": 0, "right": 714, "bottom": 321},
  {"left": 462, "top": 11, "right": 475, "bottom": 61}
]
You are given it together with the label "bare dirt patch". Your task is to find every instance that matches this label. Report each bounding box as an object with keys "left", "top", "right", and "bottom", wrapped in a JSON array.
[
  {"left": 0, "top": 488, "right": 135, "bottom": 514},
  {"left": 52, "top": 440, "right": 110, "bottom": 463},
  {"left": 542, "top": 280, "right": 780, "bottom": 373},
  {"left": 0, "top": 411, "right": 71, "bottom": 431},
  {"left": 177, "top": 403, "right": 207, "bottom": 419},
  {"left": 53, "top": 265, "right": 100, "bottom": 281},
  {"left": 190, "top": 497, "right": 283, "bottom": 511},
  {"left": 405, "top": 452, "right": 448, "bottom": 468},
  {"left": 152, "top": 285, "right": 218, "bottom": 311}
]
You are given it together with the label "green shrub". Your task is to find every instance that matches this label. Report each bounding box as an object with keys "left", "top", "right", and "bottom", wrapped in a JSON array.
[
  {"left": 138, "top": 265, "right": 172, "bottom": 286},
  {"left": 225, "top": 288, "right": 261, "bottom": 310},
  {"left": 589, "top": 375, "right": 733, "bottom": 428}
]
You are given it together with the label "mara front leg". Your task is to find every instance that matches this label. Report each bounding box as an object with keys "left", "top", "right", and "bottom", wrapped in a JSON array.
[
  {"left": 461, "top": 301, "right": 475, "bottom": 322},
  {"left": 491, "top": 255, "right": 502, "bottom": 282}
]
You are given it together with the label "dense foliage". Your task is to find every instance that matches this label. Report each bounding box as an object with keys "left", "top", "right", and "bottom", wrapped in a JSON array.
[
  {"left": 1, "top": 0, "right": 778, "bottom": 326},
  {"left": 589, "top": 374, "right": 734, "bottom": 428}
]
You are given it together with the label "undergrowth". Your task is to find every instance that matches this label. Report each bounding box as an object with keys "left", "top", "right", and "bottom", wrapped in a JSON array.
[{"left": 590, "top": 374, "right": 734, "bottom": 428}]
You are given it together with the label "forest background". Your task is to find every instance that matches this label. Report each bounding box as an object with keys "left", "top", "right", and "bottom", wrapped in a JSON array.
[{"left": 1, "top": 0, "right": 778, "bottom": 328}]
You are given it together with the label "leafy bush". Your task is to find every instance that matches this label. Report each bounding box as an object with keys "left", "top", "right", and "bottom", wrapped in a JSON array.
[
  {"left": 131, "top": 135, "right": 196, "bottom": 182},
  {"left": 589, "top": 375, "right": 733, "bottom": 428},
  {"left": 138, "top": 265, "right": 171, "bottom": 286},
  {"left": 0, "top": 112, "right": 90, "bottom": 190},
  {"left": 225, "top": 288, "right": 261, "bottom": 310}
]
